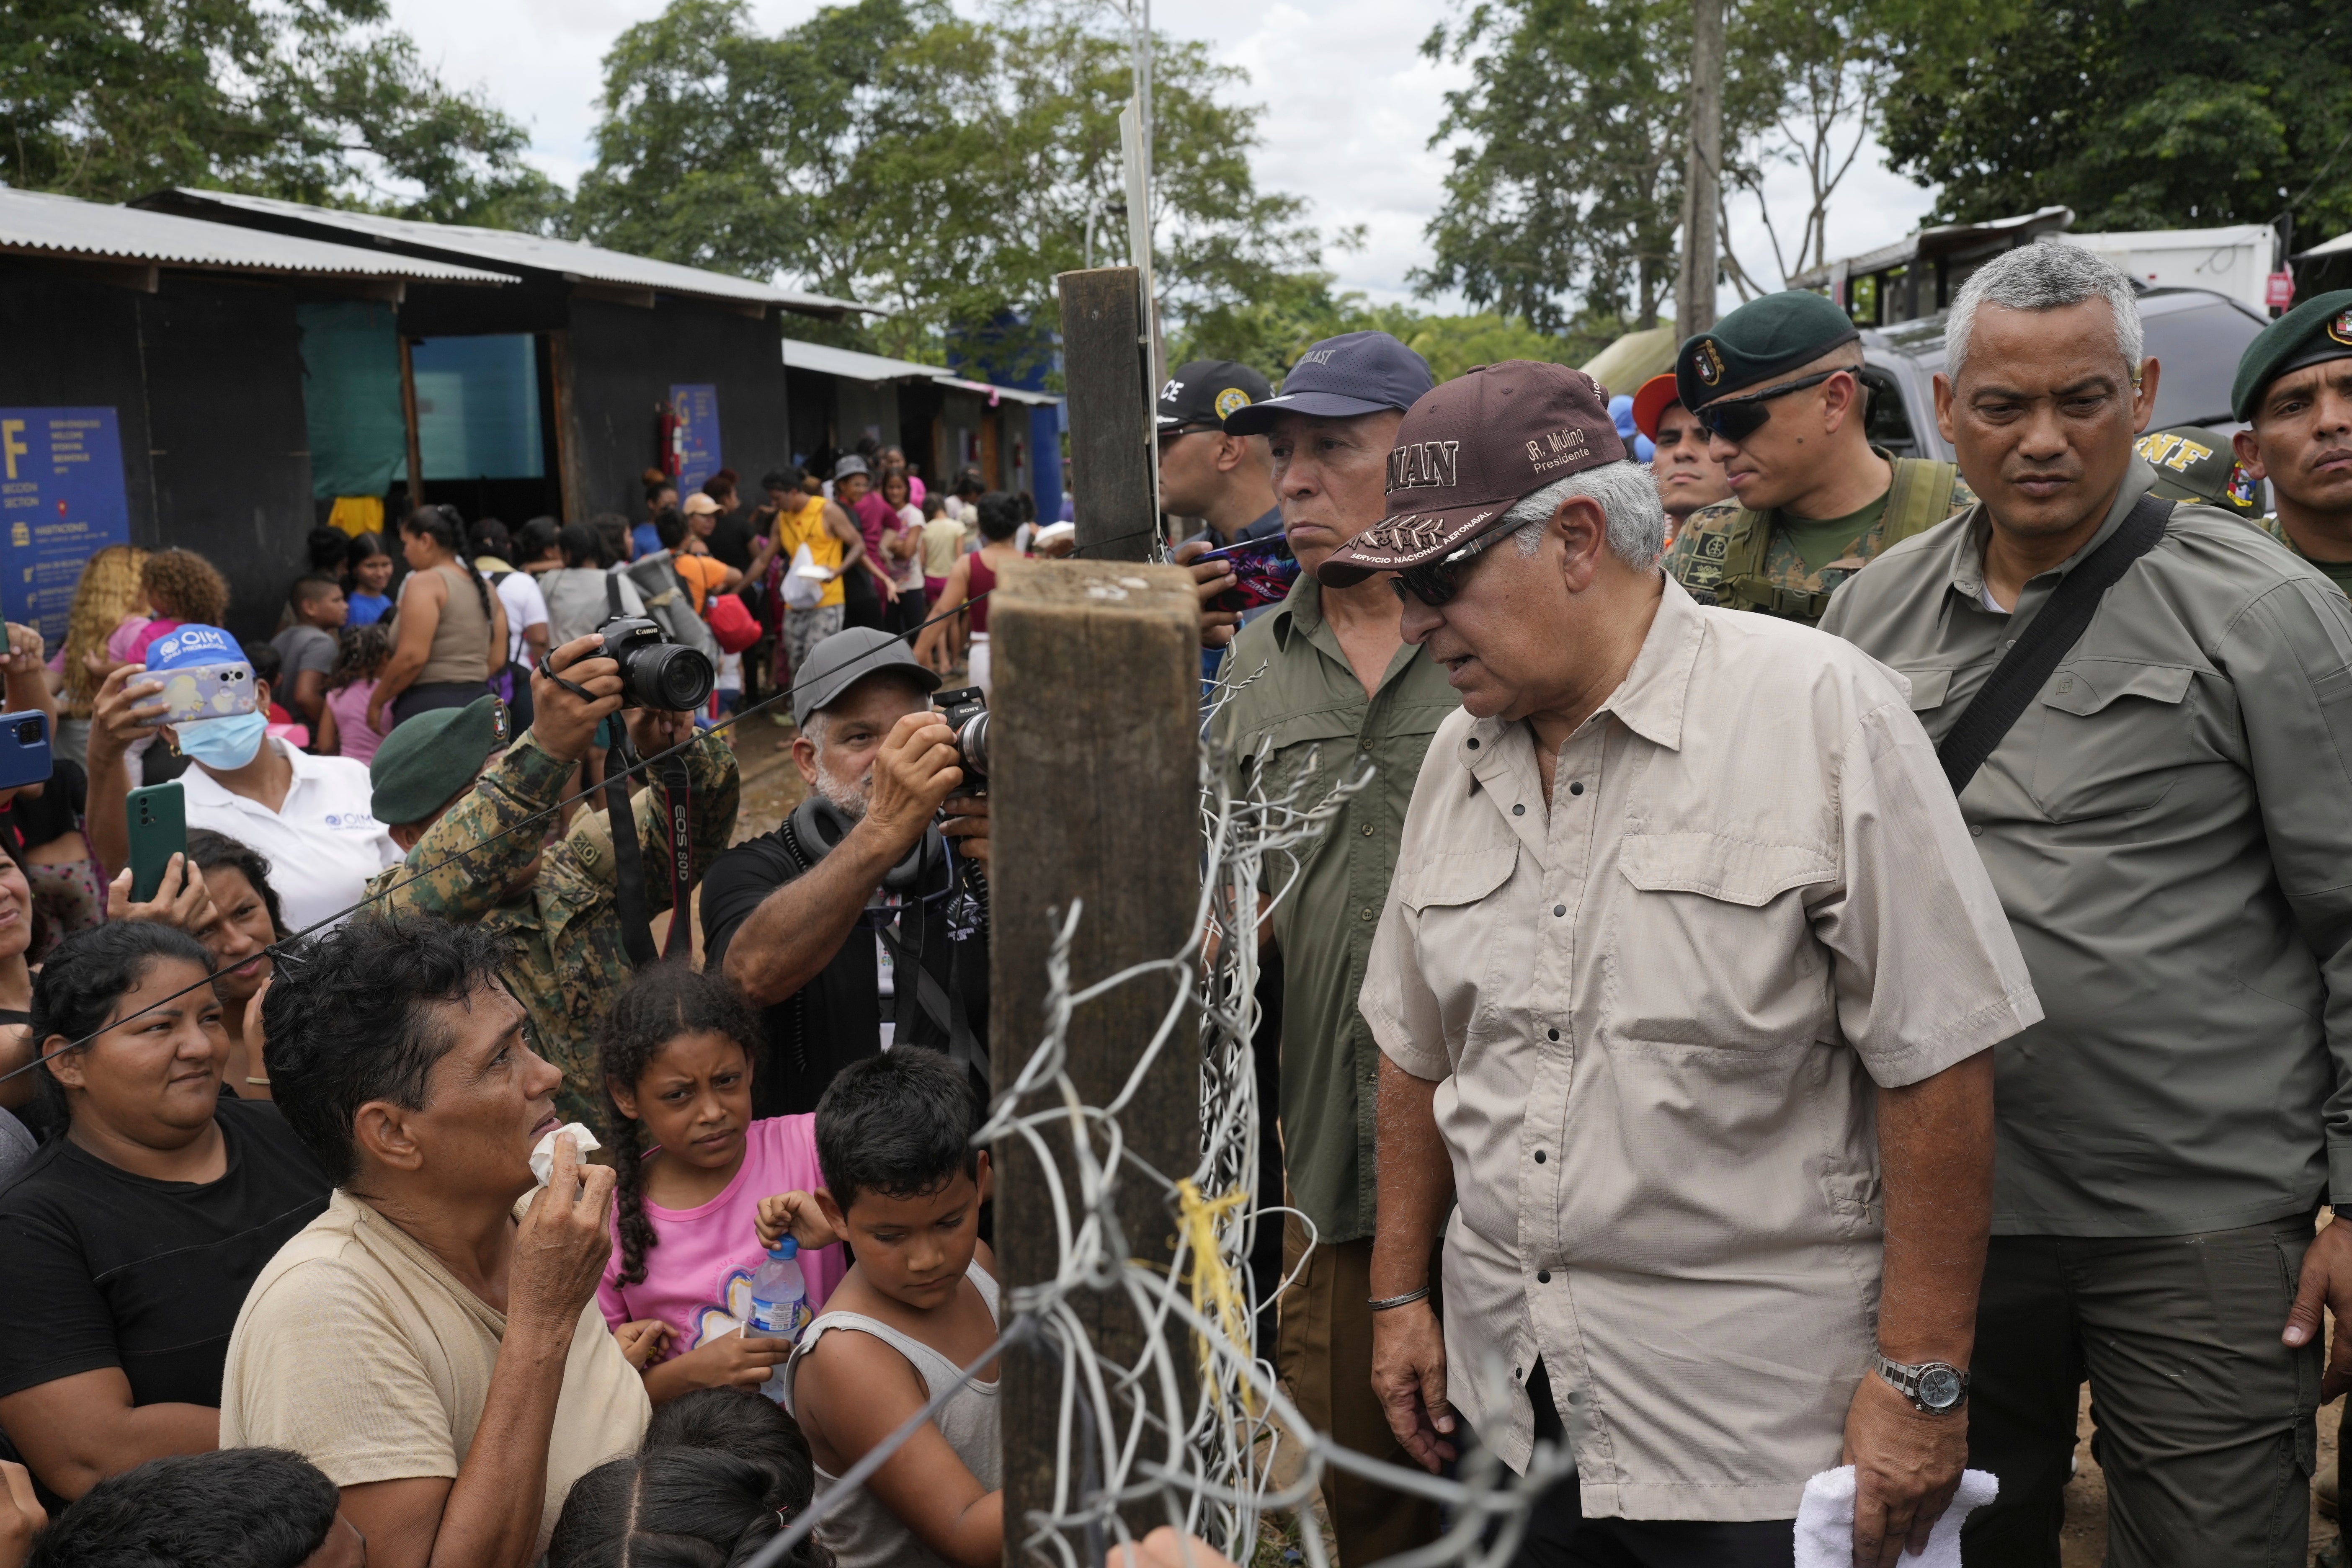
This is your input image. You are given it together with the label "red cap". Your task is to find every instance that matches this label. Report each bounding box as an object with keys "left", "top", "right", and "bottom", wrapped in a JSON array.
[
  {"left": 1630, "top": 373, "right": 1681, "bottom": 441},
  {"left": 1317, "top": 361, "right": 1627, "bottom": 588}
]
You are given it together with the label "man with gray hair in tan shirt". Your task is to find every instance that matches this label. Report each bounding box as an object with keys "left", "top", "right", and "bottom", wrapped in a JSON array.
[{"left": 1339, "top": 361, "right": 2040, "bottom": 1567}]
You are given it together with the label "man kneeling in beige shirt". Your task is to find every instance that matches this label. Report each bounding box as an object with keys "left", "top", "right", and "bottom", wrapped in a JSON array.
[{"left": 221, "top": 914, "right": 649, "bottom": 1568}]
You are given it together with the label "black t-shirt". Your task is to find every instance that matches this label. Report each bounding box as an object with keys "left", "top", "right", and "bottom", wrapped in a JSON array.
[
  {"left": 701, "top": 823, "right": 988, "bottom": 1117},
  {"left": 706, "top": 515, "right": 755, "bottom": 571},
  {"left": 0, "top": 1098, "right": 329, "bottom": 1408}
]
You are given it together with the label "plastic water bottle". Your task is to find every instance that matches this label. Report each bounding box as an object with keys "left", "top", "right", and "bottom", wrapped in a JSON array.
[{"left": 745, "top": 1238, "right": 811, "bottom": 1403}]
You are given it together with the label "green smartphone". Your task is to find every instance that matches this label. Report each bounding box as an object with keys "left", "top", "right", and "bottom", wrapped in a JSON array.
[{"left": 126, "top": 781, "right": 187, "bottom": 903}]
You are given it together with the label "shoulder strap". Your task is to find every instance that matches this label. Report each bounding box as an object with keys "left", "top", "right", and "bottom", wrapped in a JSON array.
[
  {"left": 1936, "top": 495, "right": 2174, "bottom": 795},
  {"left": 606, "top": 575, "right": 623, "bottom": 619},
  {"left": 1879, "top": 458, "right": 1961, "bottom": 549}
]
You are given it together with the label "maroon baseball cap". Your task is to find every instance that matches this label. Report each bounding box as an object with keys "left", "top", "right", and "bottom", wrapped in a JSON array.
[{"left": 1316, "top": 360, "right": 1627, "bottom": 587}]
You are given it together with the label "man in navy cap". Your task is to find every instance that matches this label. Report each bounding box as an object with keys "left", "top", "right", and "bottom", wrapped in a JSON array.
[
  {"left": 1661, "top": 290, "right": 1974, "bottom": 626},
  {"left": 2233, "top": 289, "right": 2352, "bottom": 598},
  {"left": 1163, "top": 359, "right": 1284, "bottom": 668},
  {"left": 1205, "top": 330, "right": 1452, "bottom": 1564}
]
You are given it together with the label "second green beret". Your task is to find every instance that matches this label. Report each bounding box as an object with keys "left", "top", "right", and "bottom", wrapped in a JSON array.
[
  {"left": 1676, "top": 289, "right": 1860, "bottom": 414},
  {"left": 369, "top": 694, "right": 511, "bottom": 828},
  {"left": 2231, "top": 288, "right": 2352, "bottom": 422}
]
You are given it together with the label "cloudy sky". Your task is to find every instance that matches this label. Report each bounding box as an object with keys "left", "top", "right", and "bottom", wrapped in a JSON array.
[{"left": 386, "top": 0, "right": 1944, "bottom": 315}]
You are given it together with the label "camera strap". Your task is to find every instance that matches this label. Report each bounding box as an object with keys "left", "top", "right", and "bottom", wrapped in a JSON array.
[
  {"left": 876, "top": 917, "right": 985, "bottom": 1074},
  {"left": 601, "top": 735, "right": 694, "bottom": 966}
]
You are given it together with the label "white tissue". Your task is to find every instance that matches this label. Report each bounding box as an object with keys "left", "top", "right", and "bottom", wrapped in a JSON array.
[
  {"left": 1793, "top": 1465, "right": 1998, "bottom": 1568},
  {"left": 529, "top": 1122, "right": 602, "bottom": 1186}
]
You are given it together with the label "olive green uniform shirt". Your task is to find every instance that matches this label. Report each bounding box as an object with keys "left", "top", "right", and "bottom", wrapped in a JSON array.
[
  {"left": 2260, "top": 515, "right": 2352, "bottom": 599},
  {"left": 366, "top": 727, "right": 742, "bottom": 1132},
  {"left": 1211, "top": 576, "right": 1461, "bottom": 1246},
  {"left": 1820, "top": 462, "right": 2352, "bottom": 1235}
]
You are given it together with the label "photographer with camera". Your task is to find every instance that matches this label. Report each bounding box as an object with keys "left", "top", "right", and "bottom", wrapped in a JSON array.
[
  {"left": 364, "top": 623, "right": 740, "bottom": 1133},
  {"left": 701, "top": 627, "right": 989, "bottom": 1116}
]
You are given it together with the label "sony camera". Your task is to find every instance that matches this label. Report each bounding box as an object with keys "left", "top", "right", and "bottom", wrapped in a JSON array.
[
  {"left": 935, "top": 685, "right": 989, "bottom": 794},
  {"left": 591, "top": 616, "right": 716, "bottom": 712}
]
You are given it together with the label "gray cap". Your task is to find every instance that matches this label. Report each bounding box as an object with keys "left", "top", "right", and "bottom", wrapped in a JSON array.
[
  {"left": 791, "top": 627, "right": 940, "bottom": 727},
  {"left": 832, "top": 455, "right": 870, "bottom": 480}
]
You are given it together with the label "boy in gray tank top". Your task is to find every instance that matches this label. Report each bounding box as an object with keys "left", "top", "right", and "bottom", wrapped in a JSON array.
[{"left": 775, "top": 1049, "right": 1001, "bottom": 1568}]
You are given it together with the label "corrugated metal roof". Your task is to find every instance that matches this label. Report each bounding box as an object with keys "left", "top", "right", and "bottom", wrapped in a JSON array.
[
  {"left": 0, "top": 187, "right": 517, "bottom": 283},
  {"left": 152, "top": 188, "right": 874, "bottom": 317},
  {"left": 782, "top": 338, "right": 1062, "bottom": 407}
]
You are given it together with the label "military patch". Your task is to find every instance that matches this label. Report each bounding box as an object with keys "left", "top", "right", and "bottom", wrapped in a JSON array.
[
  {"left": 2331, "top": 310, "right": 2352, "bottom": 348},
  {"left": 1215, "top": 386, "right": 1253, "bottom": 420},
  {"left": 2229, "top": 461, "right": 2262, "bottom": 508},
  {"left": 491, "top": 699, "right": 511, "bottom": 745},
  {"left": 1694, "top": 339, "right": 1726, "bottom": 388},
  {"left": 1697, "top": 531, "right": 1730, "bottom": 560}
]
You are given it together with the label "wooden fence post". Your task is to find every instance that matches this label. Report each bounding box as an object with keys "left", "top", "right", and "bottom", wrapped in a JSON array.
[
  {"left": 990, "top": 556, "right": 1202, "bottom": 1565},
  {"left": 1057, "top": 267, "right": 1158, "bottom": 561}
]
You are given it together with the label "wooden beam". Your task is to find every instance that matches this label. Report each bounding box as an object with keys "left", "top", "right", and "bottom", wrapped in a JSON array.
[
  {"left": 1056, "top": 268, "right": 1157, "bottom": 561},
  {"left": 989, "top": 557, "right": 1202, "bottom": 1563},
  {"left": 547, "top": 329, "right": 587, "bottom": 524}
]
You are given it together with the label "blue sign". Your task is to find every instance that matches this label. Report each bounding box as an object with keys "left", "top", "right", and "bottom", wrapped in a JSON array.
[
  {"left": 0, "top": 408, "right": 132, "bottom": 645},
  {"left": 670, "top": 384, "right": 722, "bottom": 495}
]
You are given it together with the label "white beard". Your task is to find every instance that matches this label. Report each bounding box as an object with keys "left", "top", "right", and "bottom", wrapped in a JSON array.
[{"left": 813, "top": 766, "right": 871, "bottom": 821}]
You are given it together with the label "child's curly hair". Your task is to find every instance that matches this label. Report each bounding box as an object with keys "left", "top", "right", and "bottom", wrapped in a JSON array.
[
  {"left": 597, "top": 963, "right": 765, "bottom": 1287},
  {"left": 326, "top": 623, "right": 392, "bottom": 692},
  {"left": 140, "top": 548, "right": 230, "bottom": 625},
  {"left": 60, "top": 545, "right": 148, "bottom": 715}
]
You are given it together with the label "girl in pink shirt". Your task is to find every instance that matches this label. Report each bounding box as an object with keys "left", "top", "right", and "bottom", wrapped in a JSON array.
[{"left": 596, "top": 966, "right": 845, "bottom": 1405}]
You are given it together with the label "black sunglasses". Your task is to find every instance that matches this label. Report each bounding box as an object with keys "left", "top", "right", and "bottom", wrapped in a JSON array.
[
  {"left": 1694, "top": 368, "right": 1845, "bottom": 444},
  {"left": 1156, "top": 422, "right": 1221, "bottom": 452},
  {"left": 1390, "top": 527, "right": 1510, "bottom": 608}
]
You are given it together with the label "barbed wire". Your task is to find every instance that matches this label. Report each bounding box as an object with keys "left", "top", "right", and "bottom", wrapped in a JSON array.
[{"left": 748, "top": 663, "right": 1571, "bottom": 1568}]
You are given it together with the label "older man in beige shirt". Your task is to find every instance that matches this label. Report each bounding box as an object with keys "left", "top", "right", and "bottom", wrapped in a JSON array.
[{"left": 1328, "top": 361, "right": 2040, "bottom": 1568}]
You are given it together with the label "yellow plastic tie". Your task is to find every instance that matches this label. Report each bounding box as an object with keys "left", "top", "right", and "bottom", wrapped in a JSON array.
[{"left": 1175, "top": 1179, "right": 1256, "bottom": 1418}]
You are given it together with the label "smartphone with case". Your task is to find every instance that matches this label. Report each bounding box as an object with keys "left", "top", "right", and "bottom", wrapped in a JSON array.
[
  {"left": 155, "top": 660, "right": 260, "bottom": 726},
  {"left": 1197, "top": 532, "right": 1301, "bottom": 614},
  {"left": 0, "top": 710, "right": 52, "bottom": 791},
  {"left": 126, "top": 781, "right": 187, "bottom": 903}
]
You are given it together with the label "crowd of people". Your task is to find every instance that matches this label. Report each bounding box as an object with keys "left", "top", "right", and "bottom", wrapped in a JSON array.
[{"left": 0, "top": 250, "right": 2349, "bottom": 1568}]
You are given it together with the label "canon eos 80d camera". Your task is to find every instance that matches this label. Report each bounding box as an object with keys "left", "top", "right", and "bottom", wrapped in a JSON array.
[
  {"left": 934, "top": 686, "right": 988, "bottom": 797},
  {"left": 590, "top": 616, "right": 716, "bottom": 711}
]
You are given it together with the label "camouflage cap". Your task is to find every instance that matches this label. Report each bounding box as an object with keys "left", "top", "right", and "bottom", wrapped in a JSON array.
[
  {"left": 370, "top": 694, "right": 510, "bottom": 828},
  {"left": 2134, "top": 426, "right": 2264, "bottom": 518},
  {"left": 2231, "top": 288, "right": 2352, "bottom": 422},
  {"left": 1676, "top": 289, "right": 1860, "bottom": 413}
]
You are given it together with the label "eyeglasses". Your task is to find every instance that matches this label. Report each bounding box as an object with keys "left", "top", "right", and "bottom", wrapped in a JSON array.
[
  {"left": 1389, "top": 526, "right": 1511, "bottom": 608},
  {"left": 1156, "top": 423, "right": 1220, "bottom": 453},
  {"left": 1694, "top": 368, "right": 1846, "bottom": 444}
]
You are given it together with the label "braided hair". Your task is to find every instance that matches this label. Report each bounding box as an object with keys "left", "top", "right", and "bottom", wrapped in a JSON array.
[
  {"left": 400, "top": 505, "right": 494, "bottom": 627},
  {"left": 598, "top": 963, "right": 765, "bottom": 1288}
]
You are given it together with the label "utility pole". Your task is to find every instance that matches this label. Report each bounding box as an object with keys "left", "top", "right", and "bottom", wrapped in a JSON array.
[{"left": 1676, "top": 0, "right": 1724, "bottom": 340}]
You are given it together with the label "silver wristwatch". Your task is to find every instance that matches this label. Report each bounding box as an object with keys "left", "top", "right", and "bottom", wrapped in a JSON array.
[{"left": 1873, "top": 1351, "right": 1968, "bottom": 1414}]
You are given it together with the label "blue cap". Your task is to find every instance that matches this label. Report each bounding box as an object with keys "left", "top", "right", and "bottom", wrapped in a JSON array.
[
  {"left": 769, "top": 1237, "right": 798, "bottom": 1260},
  {"left": 1222, "top": 331, "right": 1436, "bottom": 435},
  {"left": 143, "top": 624, "right": 245, "bottom": 673}
]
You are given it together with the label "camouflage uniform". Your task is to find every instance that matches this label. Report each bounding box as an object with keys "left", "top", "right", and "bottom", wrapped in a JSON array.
[
  {"left": 1662, "top": 449, "right": 1977, "bottom": 626},
  {"left": 366, "top": 727, "right": 742, "bottom": 1130}
]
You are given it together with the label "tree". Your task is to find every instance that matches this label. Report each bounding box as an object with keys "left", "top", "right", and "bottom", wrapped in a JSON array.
[
  {"left": 0, "top": 0, "right": 561, "bottom": 225},
  {"left": 1878, "top": 0, "right": 2352, "bottom": 247},
  {"left": 1722, "top": 0, "right": 1889, "bottom": 293},
  {"left": 1173, "top": 271, "right": 1603, "bottom": 386},
  {"left": 576, "top": 0, "right": 1318, "bottom": 375}
]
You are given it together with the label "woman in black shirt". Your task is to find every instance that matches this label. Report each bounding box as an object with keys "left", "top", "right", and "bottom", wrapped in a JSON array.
[{"left": 0, "top": 922, "right": 327, "bottom": 1501}]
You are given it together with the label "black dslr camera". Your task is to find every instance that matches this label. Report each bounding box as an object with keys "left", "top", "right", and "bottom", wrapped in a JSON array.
[
  {"left": 934, "top": 685, "right": 988, "bottom": 795},
  {"left": 591, "top": 616, "right": 716, "bottom": 711}
]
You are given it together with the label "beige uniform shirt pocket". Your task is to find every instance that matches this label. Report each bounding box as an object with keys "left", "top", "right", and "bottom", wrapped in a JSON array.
[
  {"left": 1605, "top": 832, "right": 1836, "bottom": 1050},
  {"left": 2029, "top": 660, "right": 2200, "bottom": 822},
  {"left": 1393, "top": 844, "right": 1521, "bottom": 1063}
]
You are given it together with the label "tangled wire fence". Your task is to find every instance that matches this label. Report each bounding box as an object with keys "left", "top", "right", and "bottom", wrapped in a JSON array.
[{"left": 748, "top": 671, "right": 1570, "bottom": 1568}]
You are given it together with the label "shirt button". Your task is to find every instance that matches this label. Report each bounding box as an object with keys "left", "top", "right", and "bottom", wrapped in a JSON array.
[
  {"left": 1467, "top": 738, "right": 1480, "bottom": 750},
  {"left": 1568, "top": 782, "right": 1585, "bottom": 796},
  {"left": 1360, "top": 823, "right": 1375, "bottom": 836},
  {"left": 1360, "top": 906, "right": 1375, "bottom": 921},
  {"left": 1970, "top": 825, "right": 1983, "bottom": 837},
  {"left": 1534, "top": 1149, "right": 1546, "bottom": 1163},
  {"left": 1360, "top": 738, "right": 1374, "bottom": 751},
  {"left": 1547, "top": 1028, "right": 1560, "bottom": 1041},
  {"left": 1537, "top": 1269, "right": 1552, "bottom": 1284},
  {"left": 1553, "top": 904, "right": 1567, "bottom": 918},
  {"left": 1513, "top": 803, "right": 1526, "bottom": 816}
]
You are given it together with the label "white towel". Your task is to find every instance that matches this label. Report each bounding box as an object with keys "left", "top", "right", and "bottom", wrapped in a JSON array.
[{"left": 1792, "top": 1466, "right": 1998, "bottom": 1568}]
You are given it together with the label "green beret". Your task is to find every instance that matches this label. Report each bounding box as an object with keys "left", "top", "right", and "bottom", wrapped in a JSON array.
[
  {"left": 2133, "top": 425, "right": 2262, "bottom": 518},
  {"left": 2231, "top": 288, "right": 2352, "bottom": 422},
  {"left": 1676, "top": 289, "right": 1861, "bottom": 413},
  {"left": 369, "top": 694, "right": 511, "bottom": 828}
]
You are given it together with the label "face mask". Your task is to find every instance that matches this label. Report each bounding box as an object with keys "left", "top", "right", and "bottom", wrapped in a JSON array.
[{"left": 174, "top": 710, "right": 268, "bottom": 771}]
